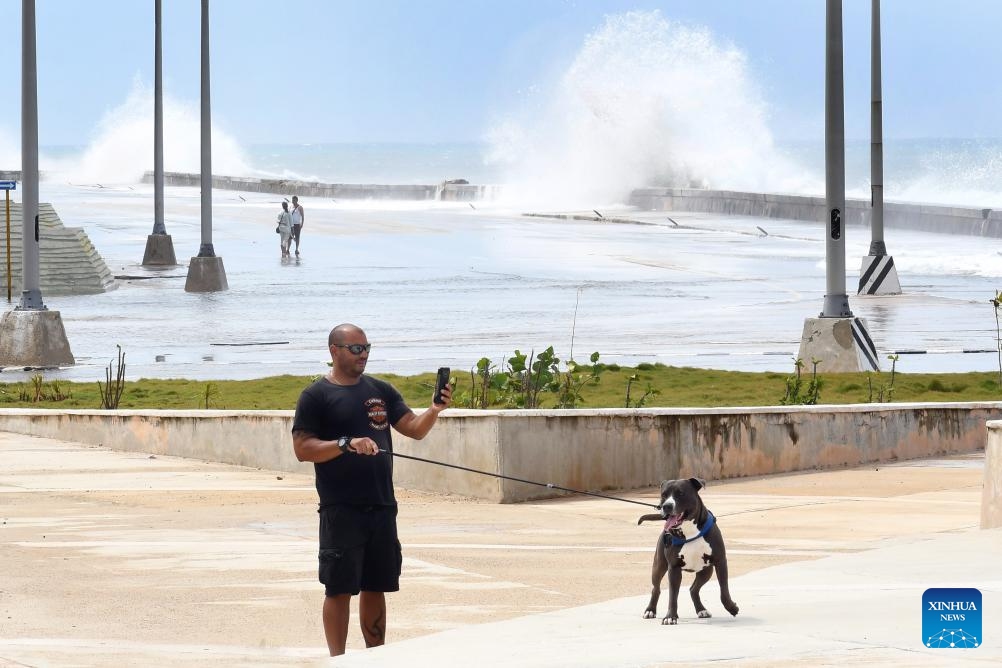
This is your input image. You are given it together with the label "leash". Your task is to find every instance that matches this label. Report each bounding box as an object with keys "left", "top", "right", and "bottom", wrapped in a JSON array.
[{"left": 379, "top": 449, "right": 659, "bottom": 508}]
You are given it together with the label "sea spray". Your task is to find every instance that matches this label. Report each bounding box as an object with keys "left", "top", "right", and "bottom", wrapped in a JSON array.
[
  {"left": 41, "top": 79, "right": 253, "bottom": 185},
  {"left": 485, "top": 10, "right": 817, "bottom": 208}
]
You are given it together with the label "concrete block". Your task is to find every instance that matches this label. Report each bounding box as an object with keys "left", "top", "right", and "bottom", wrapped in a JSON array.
[
  {"left": 184, "top": 255, "right": 228, "bottom": 292},
  {"left": 142, "top": 234, "right": 177, "bottom": 266},
  {"left": 0, "top": 309, "right": 75, "bottom": 367},
  {"left": 798, "top": 317, "right": 879, "bottom": 372}
]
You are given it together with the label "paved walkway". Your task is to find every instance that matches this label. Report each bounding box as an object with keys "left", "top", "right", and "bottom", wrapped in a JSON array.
[{"left": 0, "top": 430, "right": 997, "bottom": 666}]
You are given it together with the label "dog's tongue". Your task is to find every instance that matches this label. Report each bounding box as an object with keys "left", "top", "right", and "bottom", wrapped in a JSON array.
[{"left": 663, "top": 514, "right": 683, "bottom": 531}]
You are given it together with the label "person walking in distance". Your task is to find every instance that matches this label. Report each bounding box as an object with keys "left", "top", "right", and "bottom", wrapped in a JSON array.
[
  {"left": 292, "top": 323, "right": 453, "bottom": 656},
  {"left": 290, "top": 195, "right": 305, "bottom": 256},
  {"left": 277, "top": 201, "right": 293, "bottom": 257}
]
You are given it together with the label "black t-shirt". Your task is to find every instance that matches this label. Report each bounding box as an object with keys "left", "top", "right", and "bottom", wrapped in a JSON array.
[{"left": 292, "top": 375, "right": 411, "bottom": 507}]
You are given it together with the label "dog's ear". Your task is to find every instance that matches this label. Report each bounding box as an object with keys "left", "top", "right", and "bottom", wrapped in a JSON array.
[{"left": 688, "top": 477, "right": 706, "bottom": 492}]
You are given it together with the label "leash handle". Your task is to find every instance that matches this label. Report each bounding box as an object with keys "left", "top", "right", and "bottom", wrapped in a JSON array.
[{"left": 379, "top": 449, "right": 658, "bottom": 509}]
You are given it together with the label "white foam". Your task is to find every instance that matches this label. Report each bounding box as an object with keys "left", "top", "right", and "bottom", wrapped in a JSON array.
[
  {"left": 38, "top": 78, "right": 253, "bottom": 185},
  {"left": 485, "top": 10, "right": 818, "bottom": 209}
]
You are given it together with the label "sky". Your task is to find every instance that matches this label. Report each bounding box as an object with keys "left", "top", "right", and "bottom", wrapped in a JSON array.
[{"left": 0, "top": 0, "right": 999, "bottom": 148}]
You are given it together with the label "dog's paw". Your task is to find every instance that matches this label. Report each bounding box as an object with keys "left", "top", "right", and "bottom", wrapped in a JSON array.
[
  {"left": 643, "top": 609, "right": 656, "bottom": 619},
  {"left": 697, "top": 609, "right": 712, "bottom": 619},
  {"left": 723, "top": 600, "right": 739, "bottom": 616},
  {"left": 661, "top": 616, "right": 678, "bottom": 626}
]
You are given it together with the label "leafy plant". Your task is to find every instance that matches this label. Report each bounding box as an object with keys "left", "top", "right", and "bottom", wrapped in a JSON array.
[
  {"left": 98, "top": 346, "right": 126, "bottom": 409},
  {"left": 460, "top": 357, "right": 498, "bottom": 409},
  {"left": 497, "top": 348, "right": 561, "bottom": 408},
  {"left": 866, "top": 354, "right": 900, "bottom": 403},
  {"left": 459, "top": 347, "right": 605, "bottom": 409},
  {"left": 556, "top": 351, "right": 603, "bottom": 408},
  {"left": 625, "top": 372, "right": 660, "bottom": 408},
  {"left": 780, "top": 357, "right": 822, "bottom": 405}
]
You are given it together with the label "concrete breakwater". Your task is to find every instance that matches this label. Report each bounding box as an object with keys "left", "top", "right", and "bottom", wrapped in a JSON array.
[
  {"left": 630, "top": 187, "right": 1002, "bottom": 237},
  {"left": 142, "top": 171, "right": 496, "bottom": 202},
  {"left": 144, "top": 172, "right": 1002, "bottom": 236},
  {"left": 0, "top": 402, "right": 993, "bottom": 503},
  {"left": 10, "top": 166, "right": 999, "bottom": 235}
]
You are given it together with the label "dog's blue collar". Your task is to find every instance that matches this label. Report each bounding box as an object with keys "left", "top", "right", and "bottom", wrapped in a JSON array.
[{"left": 665, "top": 510, "right": 715, "bottom": 546}]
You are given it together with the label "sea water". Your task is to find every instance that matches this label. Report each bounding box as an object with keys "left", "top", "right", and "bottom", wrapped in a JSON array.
[{"left": 3, "top": 8, "right": 1002, "bottom": 383}]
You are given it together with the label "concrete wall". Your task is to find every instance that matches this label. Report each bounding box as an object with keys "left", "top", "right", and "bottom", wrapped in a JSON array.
[
  {"left": 6, "top": 169, "right": 1000, "bottom": 237},
  {"left": 0, "top": 402, "right": 995, "bottom": 503},
  {"left": 144, "top": 174, "right": 1002, "bottom": 237},
  {"left": 984, "top": 420, "right": 1002, "bottom": 529},
  {"left": 142, "top": 172, "right": 492, "bottom": 202},
  {"left": 629, "top": 187, "right": 1002, "bottom": 237}
]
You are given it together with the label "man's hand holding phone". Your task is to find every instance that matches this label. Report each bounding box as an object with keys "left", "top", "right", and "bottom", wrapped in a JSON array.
[{"left": 433, "top": 367, "right": 453, "bottom": 409}]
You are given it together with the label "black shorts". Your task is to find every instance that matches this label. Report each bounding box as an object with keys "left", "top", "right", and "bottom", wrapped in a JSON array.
[
  {"left": 292, "top": 224, "right": 302, "bottom": 242},
  {"left": 318, "top": 504, "right": 401, "bottom": 596}
]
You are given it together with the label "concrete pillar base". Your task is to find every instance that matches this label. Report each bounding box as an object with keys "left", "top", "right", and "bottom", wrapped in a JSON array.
[
  {"left": 0, "top": 309, "right": 75, "bottom": 367},
  {"left": 798, "top": 316, "right": 879, "bottom": 372},
  {"left": 142, "top": 234, "right": 177, "bottom": 266},
  {"left": 858, "top": 255, "right": 901, "bottom": 295},
  {"left": 184, "top": 255, "right": 228, "bottom": 293}
]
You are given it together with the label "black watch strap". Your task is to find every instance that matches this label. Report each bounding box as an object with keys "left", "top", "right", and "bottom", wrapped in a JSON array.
[{"left": 337, "top": 436, "right": 351, "bottom": 453}]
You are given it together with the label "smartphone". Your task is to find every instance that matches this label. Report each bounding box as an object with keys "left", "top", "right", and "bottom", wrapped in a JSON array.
[{"left": 434, "top": 366, "right": 451, "bottom": 405}]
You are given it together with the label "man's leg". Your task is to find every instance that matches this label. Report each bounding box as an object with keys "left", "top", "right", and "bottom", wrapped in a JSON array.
[
  {"left": 358, "top": 590, "right": 386, "bottom": 647},
  {"left": 323, "top": 593, "right": 352, "bottom": 656}
]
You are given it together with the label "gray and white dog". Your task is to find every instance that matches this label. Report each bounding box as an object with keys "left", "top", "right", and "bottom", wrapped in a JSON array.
[{"left": 637, "top": 477, "right": 739, "bottom": 625}]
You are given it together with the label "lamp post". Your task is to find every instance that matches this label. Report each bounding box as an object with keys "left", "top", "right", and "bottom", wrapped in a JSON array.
[
  {"left": 184, "top": 0, "right": 228, "bottom": 292},
  {"left": 858, "top": 0, "right": 901, "bottom": 295},
  {"left": 142, "top": 0, "right": 178, "bottom": 266},
  {"left": 0, "top": 0, "right": 74, "bottom": 367},
  {"left": 797, "top": 0, "right": 879, "bottom": 372}
]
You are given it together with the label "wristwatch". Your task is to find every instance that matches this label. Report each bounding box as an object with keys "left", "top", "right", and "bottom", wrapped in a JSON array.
[{"left": 337, "top": 436, "right": 352, "bottom": 454}]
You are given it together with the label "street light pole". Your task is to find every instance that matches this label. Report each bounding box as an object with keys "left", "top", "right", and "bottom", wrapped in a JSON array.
[
  {"left": 821, "top": 0, "right": 850, "bottom": 319},
  {"left": 184, "top": 0, "right": 228, "bottom": 291},
  {"left": 797, "top": 0, "right": 879, "bottom": 372},
  {"left": 198, "top": 0, "right": 214, "bottom": 259},
  {"left": 0, "top": 0, "right": 74, "bottom": 367},
  {"left": 142, "top": 0, "right": 178, "bottom": 266},
  {"left": 858, "top": 0, "right": 901, "bottom": 295},
  {"left": 18, "top": 0, "right": 42, "bottom": 311}
]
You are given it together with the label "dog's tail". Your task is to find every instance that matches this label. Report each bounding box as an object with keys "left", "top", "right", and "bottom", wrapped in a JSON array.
[{"left": 637, "top": 513, "right": 662, "bottom": 525}]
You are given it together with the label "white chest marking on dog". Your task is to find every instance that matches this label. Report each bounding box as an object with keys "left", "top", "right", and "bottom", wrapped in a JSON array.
[{"left": 675, "top": 519, "right": 712, "bottom": 572}]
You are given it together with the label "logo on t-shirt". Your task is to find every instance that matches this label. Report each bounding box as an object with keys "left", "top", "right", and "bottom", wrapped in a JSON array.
[{"left": 365, "top": 397, "right": 389, "bottom": 430}]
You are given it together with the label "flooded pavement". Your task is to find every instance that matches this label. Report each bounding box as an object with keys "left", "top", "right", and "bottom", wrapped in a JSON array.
[{"left": 3, "top": 181, "right": 1001, "bottom": 382}]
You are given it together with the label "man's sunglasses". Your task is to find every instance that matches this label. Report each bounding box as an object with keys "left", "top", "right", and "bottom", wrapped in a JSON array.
[{"left": 334, "top": 343, "right": 372, "bottom": 355}]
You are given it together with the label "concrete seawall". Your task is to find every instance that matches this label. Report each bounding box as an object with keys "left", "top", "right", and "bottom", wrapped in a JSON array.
[
  {"left": 140, "top": 171, "right": 496, "bottom": 202},
  {"left": 8, "top": 168, "right": 998, "bottom": 235},
  {"left": 0, "top": 402, "right": 994, "bottom": 503},
  {"left": 138, "top": 172, "right": 1002, "bottom": 236},
  {"left": 629, "top": 187, "right": 1002, "bottom": 237}
]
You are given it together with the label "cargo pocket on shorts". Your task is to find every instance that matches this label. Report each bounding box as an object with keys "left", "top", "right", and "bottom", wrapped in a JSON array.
[{"left": 318, "top": 548, "right": 343, "bottom": 585}]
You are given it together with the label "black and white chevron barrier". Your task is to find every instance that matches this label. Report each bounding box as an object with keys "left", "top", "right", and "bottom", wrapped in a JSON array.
[
  {"left": 858, "top": 254, "right": 901, "bottom": 295},
  {"left": 850, "top": 317, "right": 880, "bottom": 370}
]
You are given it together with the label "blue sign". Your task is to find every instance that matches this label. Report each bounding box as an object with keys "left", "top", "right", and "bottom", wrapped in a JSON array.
[
  {"left": 923, "top": 588, "right": 981, "bottom": 648},
  {"left": 0, "top": 181, "right": 16, "bottom": 190}
]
